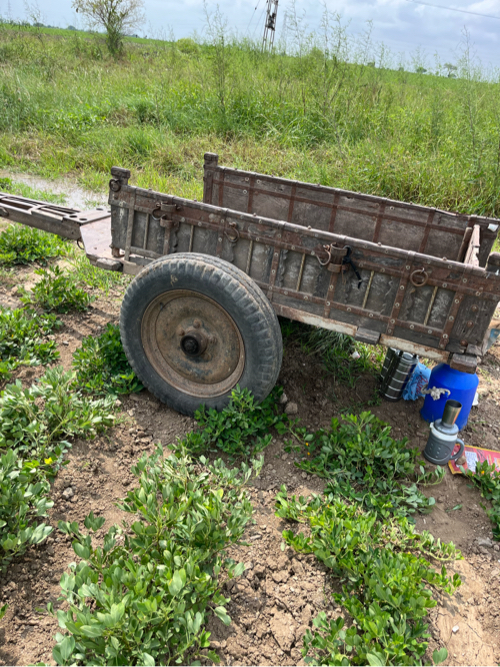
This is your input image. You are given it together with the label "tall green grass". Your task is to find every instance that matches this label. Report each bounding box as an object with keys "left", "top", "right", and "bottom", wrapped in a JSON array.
[{"left": 0, "top": 17, "right": 499, "bottom": 216}]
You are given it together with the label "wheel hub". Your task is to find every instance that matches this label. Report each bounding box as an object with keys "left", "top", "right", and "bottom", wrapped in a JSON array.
[
  {"left": 141, "top": 290, "right": 245, "bottom": 398},
  {"left": 180, "top": 330, "right": 208, "bottom": 357}
]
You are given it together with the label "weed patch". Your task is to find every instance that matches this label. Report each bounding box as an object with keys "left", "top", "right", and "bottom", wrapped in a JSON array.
[
  {"left": 51, "top": 446, "right": 260, "bottom": 666},
  {"left": 0, "top": 306, "right": 60, "bottom": 381},
  {"left": 183, "top": 386, "right": 288, "bottom": 458},
  {"left": 0, "top": 448, "right": 53, "bottom": 572},
  {"left": 290, "top": 412, "right": 444, "bottom": 519},
  {"left": 464, "top": 460, "right": 500, "bottom": 540},
  {"left": 72, "top": 323, "right": 142, "bottom": 396},
  {"left": 0, "top": 224, "right": 67, "bottom": 266},
  {"left": 21, "top": 265, "right": 94, "bottom": 313},
  {"left": 0, "top": 367, "right": 117, "bottom": 461},
  {"left": 276, "top": 489, "right": 459, "bottom": 665}
]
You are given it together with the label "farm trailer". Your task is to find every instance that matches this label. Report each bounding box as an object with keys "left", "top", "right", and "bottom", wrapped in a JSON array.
[{"left": 1, "top": 153, "right": 500, "bottom": 415}]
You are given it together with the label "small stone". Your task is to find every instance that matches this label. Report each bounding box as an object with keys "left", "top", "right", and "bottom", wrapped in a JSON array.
[
  {"left": 477, "top": 538, "right": 493, "bottom": 548},
  {"left": 272, "top": 570, "right": 289, "bottom": 584},
  {"left": 456, "top": 455, "right": 466, "bottom": 465},
  {"left": 291, "top": 559, "right": 305, "bottom": 577},
  {"left": 494, "top": 545, "right": 499, "bottom": 552},
  {"left": 279, "top": 392, "right": 288, "bottom": 405},
  {"left": 452, "top": 625, "right": 459, "bottom": 634},
  {"left": 62, "top": 487, "right": 74, "bottom": 500},
  {"left": 285, "top": 402, "right": 298, "bottom": 415},
  {"left": 301, "top": 472, "right": 307, "bottom": 480}
]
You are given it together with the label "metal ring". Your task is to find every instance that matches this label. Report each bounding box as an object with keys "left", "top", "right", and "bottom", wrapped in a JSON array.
[
  {"left": 317, "top": 244, "right": 332, "bottom": 266},
  {"left": 151, "top": 204, "right": 162, "bottom": 220},
  {"left": 410, "top": 268, "right": 429, "bottom": 287},
  {"left": 224, "top": 222, "right": 240, "bottom": 243}
]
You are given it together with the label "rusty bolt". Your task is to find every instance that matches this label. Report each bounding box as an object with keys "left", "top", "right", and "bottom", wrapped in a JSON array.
[
  {"left": 177, "top": 327, "right": 185, "bottom": 337},
  {"left": 193, "top": 319, "right": 201, "bottom": 329},
  {"left": 209, "top": 335, "right": 217, "bottom": 344},
  {"left": 471, "top": 305, "right": 478, "bottom": 312},
  {"left": 460, "top": 339, "right": 468, "bottom": 347},
  {"left": 466, "top": 321, "right": 474, "bottom": 328}
]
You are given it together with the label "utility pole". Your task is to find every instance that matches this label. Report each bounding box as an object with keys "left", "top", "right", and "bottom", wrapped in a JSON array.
[{"left": 262, "top": 0, "right": 278, "bottom": 51}]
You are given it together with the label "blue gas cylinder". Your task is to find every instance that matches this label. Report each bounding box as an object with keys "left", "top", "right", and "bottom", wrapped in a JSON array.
[{"left": 420, "top": 363, "right": 478, "bottom": 431}]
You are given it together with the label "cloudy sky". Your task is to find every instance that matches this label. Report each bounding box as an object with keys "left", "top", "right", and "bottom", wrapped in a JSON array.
[{"left": 4, "top": 0, "right": 500, "bottom": 71}]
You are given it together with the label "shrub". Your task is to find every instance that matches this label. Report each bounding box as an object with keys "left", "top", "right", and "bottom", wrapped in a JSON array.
[
  {"left": 21, "top": 265, "right": 94, "bottom": 313},
  {"left": 0, "top": 367, "right": 117, "bottom": 459},
  {"left": 276, "top": 489, "right": 459, "bottom": 666},
  {"left": 291, "top": 411, "right": 444, "bottom": 518},
  {"left": 72, "top": 323, "right": 142, "bottom": 396},
  {"left": 51, "top": 446, "right": 261, "bottom": 666},
  {"left": 183, "top": 386, "right": 288, "bottom": 458},
  {"left": 465, "top": 460, "right": 500, "bottom": 540},
  {"left": 0, "top": 448, "right": 53, "bottom": 572},
  {"left": 0, "top": 224, "right": 67, "bottom": 266},
  {"left": 0, "top": 306, "right": 60, "bottom": 381}
]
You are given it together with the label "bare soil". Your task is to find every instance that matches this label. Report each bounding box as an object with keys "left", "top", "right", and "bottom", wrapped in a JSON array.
[{"left": 0, "top": 269, "right": 499, "bottom": 667}]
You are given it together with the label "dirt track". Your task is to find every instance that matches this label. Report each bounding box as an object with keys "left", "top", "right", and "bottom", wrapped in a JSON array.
[{"left": 0, "top": 264, "right": 499, "bottom": 666}]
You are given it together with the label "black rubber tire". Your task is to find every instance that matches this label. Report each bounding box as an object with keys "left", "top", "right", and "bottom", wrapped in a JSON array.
[{"left": 120, "top": 253, "right": 283, "bottom": 416}]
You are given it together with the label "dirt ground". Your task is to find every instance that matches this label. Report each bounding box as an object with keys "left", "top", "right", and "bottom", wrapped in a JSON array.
[{"left": 0, "top": 264, "right": 500, "bottom": 667}]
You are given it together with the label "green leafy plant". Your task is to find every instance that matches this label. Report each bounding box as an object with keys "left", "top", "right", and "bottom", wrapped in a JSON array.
[
  {"left": 0, "top": 448, "right": 53, "bottom": 571},
  {"left": 183, "top": 386, "right": 288, "bottom": 458},
  {"left": 464, "top": 460, "right": 500, "bottom": 540},
  {"left": 276, "top": 489, "right": 460, "bottom": 666},
  {"left": 0, "top": 306, "right": 60, "bottom": 381},
  {"left": 0, "top": 367, "right": 117, "bottom": 460},
  {"left": 291, "top": 411, "right": 443, "bottom": 518},
  {"left": 51, "top": 445, "right": 261, "bottom": 665},
  {"left": 72, "top": 323, "right": 142, "bottom": 396},
  {"left": 21, "top": 265, "right": 94, "bottom": 313},
  {"left": 0, "top": 224, "right": 67, "bottom": 266}
]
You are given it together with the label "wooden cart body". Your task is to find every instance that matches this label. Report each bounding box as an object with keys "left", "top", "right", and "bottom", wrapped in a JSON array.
[
  {"left": 106, "top": 155, "right": 500, "bottom": 372},
  {"left": 2, "top": 153, "right": 500, "bottom": 374}
]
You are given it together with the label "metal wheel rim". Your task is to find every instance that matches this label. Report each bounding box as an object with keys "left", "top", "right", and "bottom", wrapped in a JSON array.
[{"left": 141, "top": 289, "right": 245, "bottom": 398}]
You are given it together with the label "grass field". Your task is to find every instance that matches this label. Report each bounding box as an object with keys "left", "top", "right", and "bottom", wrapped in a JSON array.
[{"left": 0, "top": 18, "right": 499, "bottom": 217}]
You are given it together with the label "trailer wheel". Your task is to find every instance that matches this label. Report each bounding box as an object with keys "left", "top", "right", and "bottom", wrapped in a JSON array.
[{"left": 120, "top": 253, "right": 283, "bottom": 416}]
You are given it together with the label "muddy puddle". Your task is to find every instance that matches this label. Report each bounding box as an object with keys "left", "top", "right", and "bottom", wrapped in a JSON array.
[{"left": 0, "top": 171, "right": 108, "bottom": 210}]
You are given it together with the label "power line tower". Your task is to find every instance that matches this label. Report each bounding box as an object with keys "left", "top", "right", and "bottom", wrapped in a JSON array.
[{"left": 262, "top": 0, "right": 278, "bottom": 51}]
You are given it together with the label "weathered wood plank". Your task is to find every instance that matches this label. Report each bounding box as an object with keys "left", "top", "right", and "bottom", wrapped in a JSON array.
[{"left": 464, "top": 225, "right": 480, "bottom": 267}]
